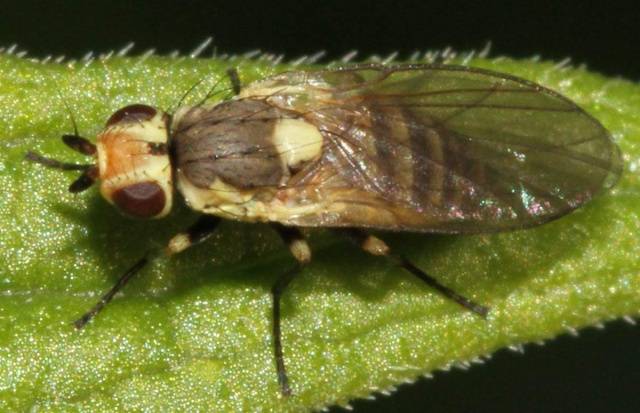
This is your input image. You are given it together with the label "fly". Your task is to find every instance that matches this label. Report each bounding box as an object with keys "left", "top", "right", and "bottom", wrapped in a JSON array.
[{"left": 26, "top": 64, "right": 623, "bottom": 396}]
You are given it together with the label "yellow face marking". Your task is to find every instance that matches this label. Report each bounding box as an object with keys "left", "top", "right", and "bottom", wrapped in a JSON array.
[
  {"left": 112, "top": 114, "right": 168, "bottom": 143},
  {"left": 96, "top": 111, "right": 173, "bottom": 218}
]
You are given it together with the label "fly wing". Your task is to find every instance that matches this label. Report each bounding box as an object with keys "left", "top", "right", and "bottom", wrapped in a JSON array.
[{"left": 248, "top": 65, "right": 622, "bottom": 233}]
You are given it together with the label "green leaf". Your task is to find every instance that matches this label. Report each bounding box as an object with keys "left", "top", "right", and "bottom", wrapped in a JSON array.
[{"left": 0, "top": 51, "right": 638, "bottom": 412}]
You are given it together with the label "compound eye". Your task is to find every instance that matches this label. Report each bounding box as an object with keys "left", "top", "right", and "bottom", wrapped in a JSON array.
[
  {"left": 112, "top": 181, "right": 166, "bottom": 218},
  {"left": 106, "top": 104, "right": 158, "bottom": 127}
]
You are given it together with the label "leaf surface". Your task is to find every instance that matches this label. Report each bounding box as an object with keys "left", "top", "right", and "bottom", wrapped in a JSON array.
[{"left": 0, "top": 52, "right": 638, "bottom": 411}]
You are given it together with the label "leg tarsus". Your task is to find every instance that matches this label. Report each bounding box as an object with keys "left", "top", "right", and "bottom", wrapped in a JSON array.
[
  {"left": 391, "top": 254, "right": 489, "bottom": 317},
  {"left": 73, "top": 256, "right": 149, "bottom": 329},
  {"left": 337, "top": 229, "right": 489, "bottom": 318},
  {"left": 271, "top": 265, "right": 301, "bottom": 396},
  {"left": 74, "top": 216, "right": 220, "bottom": 329}
]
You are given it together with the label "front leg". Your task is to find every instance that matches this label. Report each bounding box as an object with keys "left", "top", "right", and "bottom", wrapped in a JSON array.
[
  {"left": 74, "top": 215, "right": 221, "bottom": 328},
  {"left": 270, "top": 223, "right": 311, "bottom": 396}
]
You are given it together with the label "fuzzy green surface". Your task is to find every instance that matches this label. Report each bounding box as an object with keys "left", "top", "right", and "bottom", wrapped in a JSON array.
[{"left": 0, "top": 52, "right": 638, "bottom": 412}]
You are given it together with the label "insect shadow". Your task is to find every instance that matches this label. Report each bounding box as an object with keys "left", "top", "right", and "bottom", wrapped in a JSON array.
[
  {"left": 52, "top": 194, "right": 303, "bottom": 299},
  {"left": 54, "top": 194, "right": 448, "bottom": 315},
  {"left": 50, "top": 180, "right": 606, "bottom": 323}
]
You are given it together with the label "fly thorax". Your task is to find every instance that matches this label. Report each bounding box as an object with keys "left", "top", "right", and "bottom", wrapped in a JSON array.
[
  {"left": 173, "top": 99, "right": 323, "bottom": 221},
  {"left": 96, "top": 104, "right": 173, "bottom": 219}
]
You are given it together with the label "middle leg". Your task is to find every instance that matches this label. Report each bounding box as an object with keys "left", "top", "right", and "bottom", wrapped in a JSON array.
[{"left": 270, "top": 223, "right": 311, "bottom": 396}]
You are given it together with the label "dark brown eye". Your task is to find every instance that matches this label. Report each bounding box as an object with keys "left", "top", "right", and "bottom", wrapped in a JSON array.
[
  {"left": 112, "top": 181, "right": 166, "bottom": 218},
  {"left": 106, "top": 104, "right": 157, "bottom": 127}
]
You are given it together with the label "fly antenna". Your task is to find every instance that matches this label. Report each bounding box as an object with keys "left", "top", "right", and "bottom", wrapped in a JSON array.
[
  {"left": 64, "top": 97, "right": 80, "bottom": 137},
  {"left": 57, "top": 89, "right": 81, "bottom": 138},
  {"left": 62, "top": 134, "right": 97, "bottom": 155},
  {"left": 68, "top": 166, "right": 99, "bottom": 193},
  {"left": 56, "top": 91, "right": 97, "bottom": 155}
]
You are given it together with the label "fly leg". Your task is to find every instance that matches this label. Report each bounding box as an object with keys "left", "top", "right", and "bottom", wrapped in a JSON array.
[
  {"left": 338, "top": 229, "right": 489, "bottom": 317},
  {"left": 73, "top": 215, "right": 221, "bottom": 329},
  {"left": 226, "top": 68, "right": 242, "bottom": 95},
  {"left": 270, "top": 223, "right": 311, "bottom": 396}
]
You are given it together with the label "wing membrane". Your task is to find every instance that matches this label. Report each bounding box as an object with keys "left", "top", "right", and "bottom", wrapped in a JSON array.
[{"left": 247, "top": 65, "right": 622, "bottom": 232}]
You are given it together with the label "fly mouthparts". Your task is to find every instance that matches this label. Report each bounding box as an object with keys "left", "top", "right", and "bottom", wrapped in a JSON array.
[
  {"left": 25, "top": 151, "right": 98, "bottom": 193},
  {"left": 24, "top": 151, "right": 93, "bottom": 171}
]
